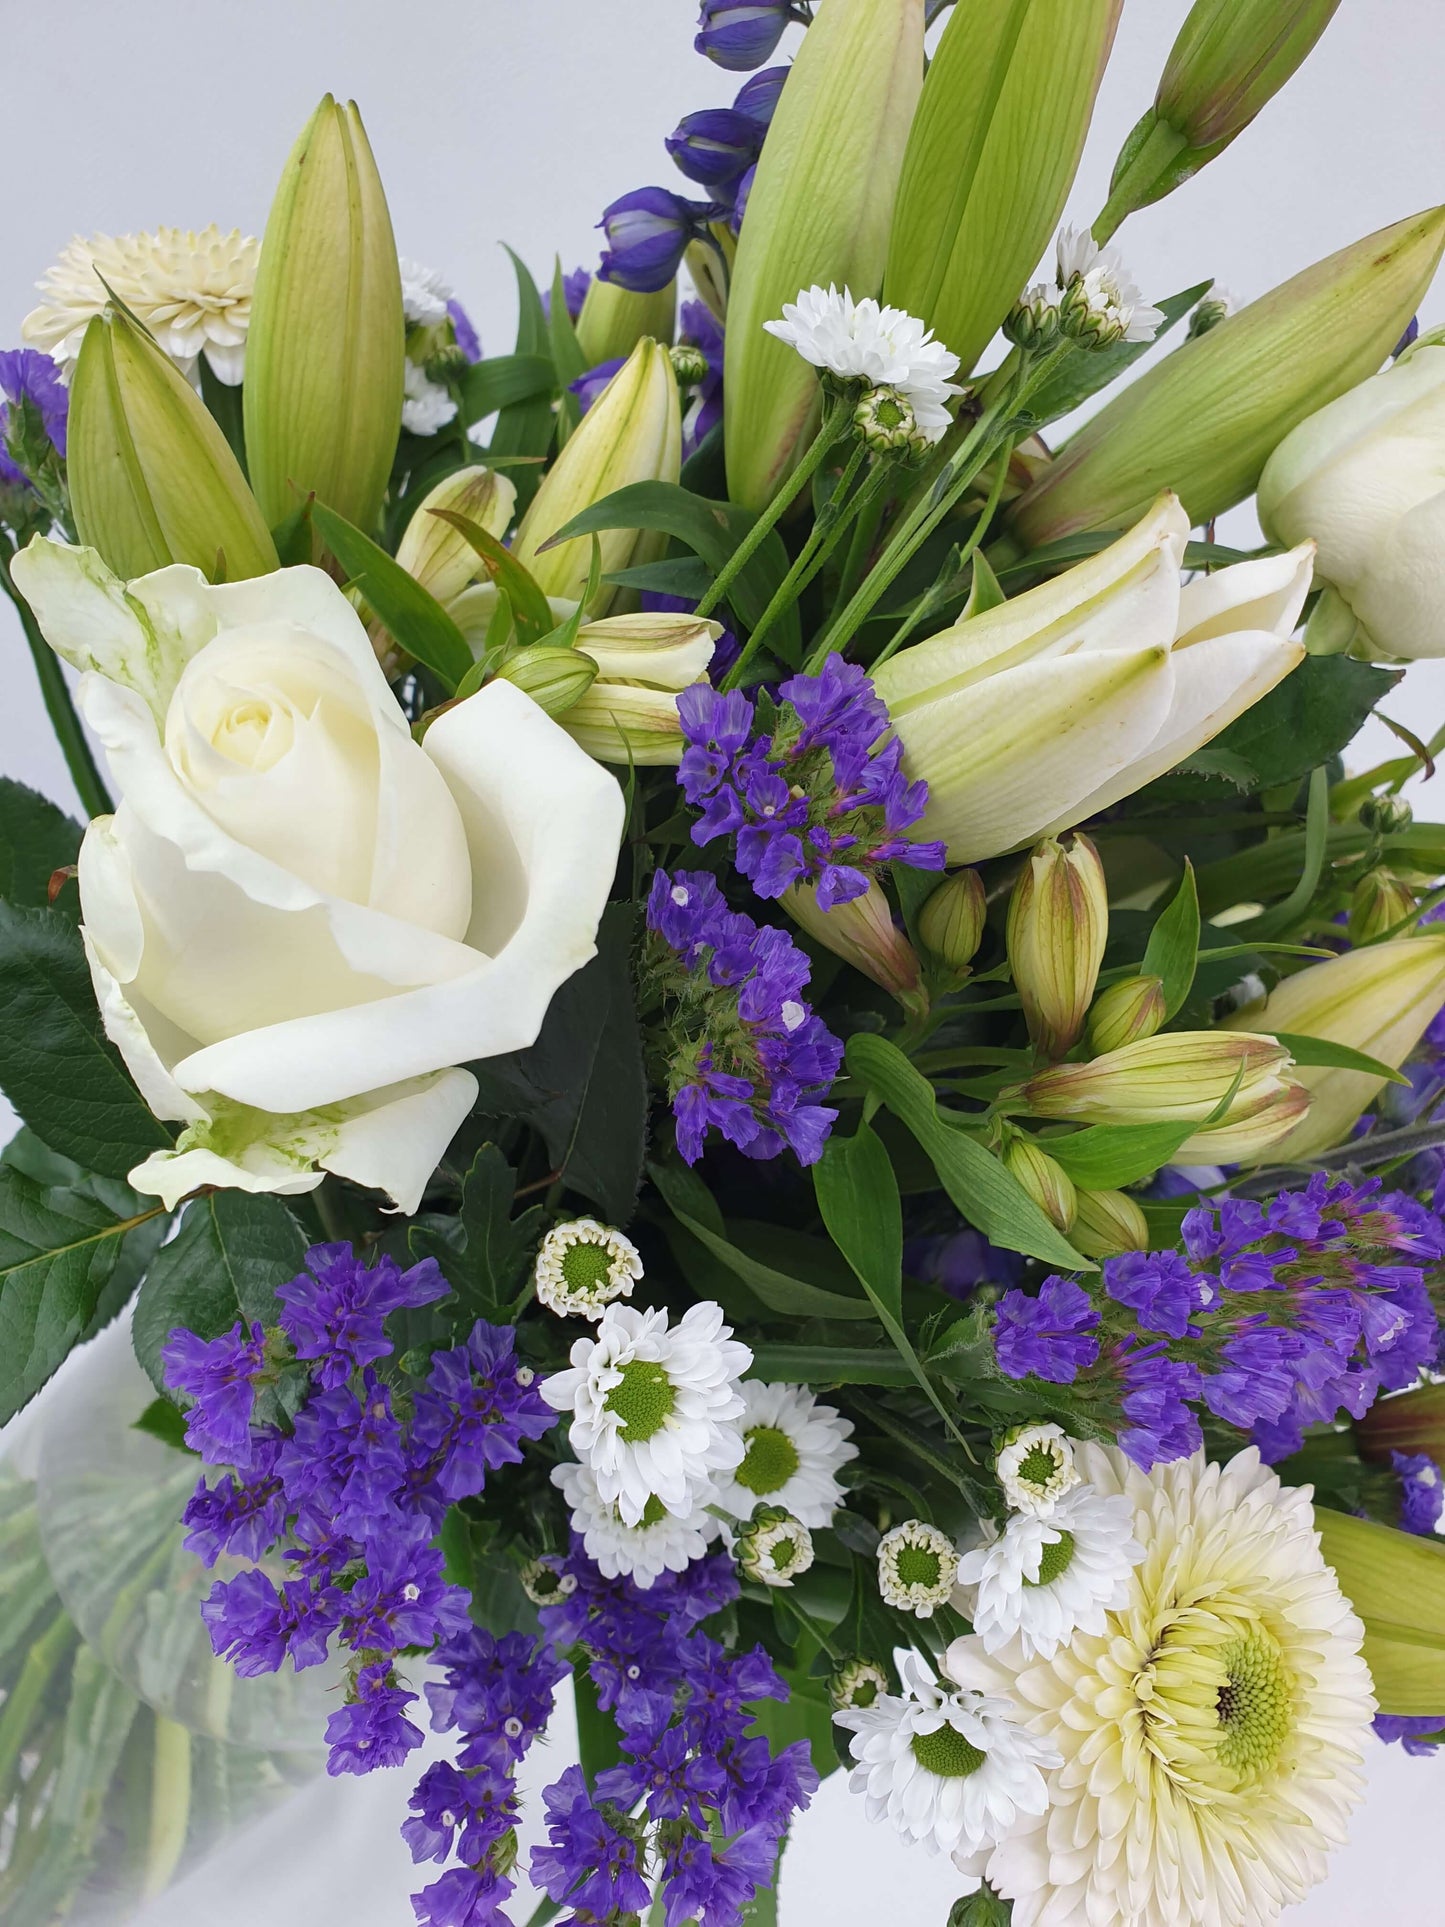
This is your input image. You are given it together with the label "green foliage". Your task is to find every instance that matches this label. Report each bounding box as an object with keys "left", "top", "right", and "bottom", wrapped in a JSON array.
[
  {"left": 1040, "top": 1119, "right": 1202, "bottom": 1189},
  {"left": 311, "top": 501, "right": 473, "bottom": 690},
  {"left": 1181, "top": 655, "right": 1399, "bottom": 792},
  {"left": 486, "top": 249, "right": 557, "bottom": 512},
  {"left": 0, "top": 779, "right": 82, "bottom": 910},
  {"left": 410, "top": 1143, "right": 545, "bottom": 1320},
  {"left": 1141, "top": 859, "right": 1200, "bottom": 1019}
]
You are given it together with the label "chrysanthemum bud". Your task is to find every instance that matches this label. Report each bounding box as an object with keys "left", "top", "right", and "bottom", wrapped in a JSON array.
[
  {"left": 1314, "top": 1506, "right": 1445, "bottom": 1714},
  {"left": 1356, "top": 1384, "right": 1445, "bottom": 1468},
  {"left": 533, "top": 1217, "right": 644, "bottom": 1319},
  {"left": 783, "top": 877, "right": 927, "bottom": 1016},
  {"left": 670, "top": 343, "right": 711, "bottom": 386},
  {"left": 394, "top": 465, "right": 516, "bottom": 607},
  {"left": 1007, "top": 833, "right": 1108, "bottom": 1059},
  {"left": 494, "top": 645, "right": 598, "bottom": 717},
  {"left": 1359, "top": 794, "right": 1414, "bottom": 837},
  {"left": 995, "top": 1422, "right": 1080, "bottom": 1516},
  {"left": 918, "top": 869, "right": 987, "bottom": 974},
  {"left": 518, "top": 1557, "right": 579, "bottom": 1606},
  {"left": 1187, "top": 288, "right": 1234, "bottom": 338},
  {"left": 576, "top": 277, "right": 678, "bottom": 366},
  {"left": 68, "top": 307, "right": 276, "bottom": 582},
  {"left": 829, "top": 1656, "right": 891, "bottom": 1713},
  {"left": 854, "top": 385, "right": 918, "bottom": 455},
  {"left": 1349, "top": 869, "right": 1417, "bottom": 946},
  {"left": 1088, "top": 974, "right": 1166, "bottom": 1054},
  {"left": 1003, "top": 1136, "right": 1077, "bottom": 1234},
  {"left": 1070, "top": 1187, "right": 1151, "bottom": 1260},
  {"left": 1004, "top": 285, "right": 1063, "bottom": 353},
  {"left": 736, "top": 1505, "right": 815, "bottom": 1588}
]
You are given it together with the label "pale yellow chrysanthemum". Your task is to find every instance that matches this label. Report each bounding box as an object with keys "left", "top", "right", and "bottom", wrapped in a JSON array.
[
  {"left": 22, "top": 226, "right": 259, "bottom": 384},
  {"left": 945, "top": 1444, "right": 1376, "bottom": 1927}
]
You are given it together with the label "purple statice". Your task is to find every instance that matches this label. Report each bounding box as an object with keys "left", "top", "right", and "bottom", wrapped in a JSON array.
[
  {"left": 679, "top": 298, "right": 725, "bottom": 455},
  {"left": 425, "top": 1628, "right": 566, "bottom": 1771},
  {"left": 677, "top": 658, "right": 946, "bottom": 909},
  {"left": 326, "top": 1661, "right": 427, "bottom": 1775},
  {"left": 1374, "top": 1713, "right": 1445, "bottom": 1755},
  {"left": 661, "top": 1826, "right": 779, "bottom": 1927},
  {"left": 540, "top": 267, "right": 593, "bottom": 324},
  {"left": 1393, "top": 1450, "right": 1445, "bottom": 1535},
  {"left": 276, "top": 1243, "right": 449, "bottom": 1389},
  {"left": 404, "top": 1763, "right": 519, "bottom": 1867},
  {"left": 200, "top": 1568, "right": 337, "bottom": 1678},
  {"left": 596, "top": 1724, "right": 728, "bottom": 1826},
  {"left": 993, "top": 1276, "right": 1101, "bottom": 1383},
  {"left": 1114, "top": 1345, "right": 1204, "bottom": 1469},
  {"left": 598, "top": 186, "right": 707, "bottom": 294},
  {"left": 181, "top": 1437, "right": 287, "bottom": 1565},
  {"left": 1103, "top": 1249, "right": 1209, "bottom": 1340},
  {"left": 446, "top": 299, "right": 482, "bottom": 364},
  {"left": 410, "top": 1865, "right": 515, "bottom": 1927},
  {"left": 695, "top": 0, "right": 797, "bottom": 71},
  {"left": 530, "top": 1765, "right": 652, "bottom": 1919},
  {"left": 410, "top": 1321, "right": 556, "bottom": 1501},
  {"left": 644, "top": 868, "right": 842, "bottom": 1166},
  {"left": 0, "top": 347, "right": 68, "bottom": 486},
  {"left": 161, "top": 1320, "right": 269, "bottom": 1463}
]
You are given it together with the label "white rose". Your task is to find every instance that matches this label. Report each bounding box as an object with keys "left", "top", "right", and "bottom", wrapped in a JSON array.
[
  {"left": 12, "top": 538, "right": 625, "bottom": 1213},
  {"left": 1258, "top": 343, "right": 1445, "bottom": 659}
]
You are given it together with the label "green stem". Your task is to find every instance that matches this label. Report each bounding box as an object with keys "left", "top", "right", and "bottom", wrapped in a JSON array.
[
  {"left": 869, "top": 443, "right": 1012, "bottom": 674},
  {"left": 142, "top": 1717, "right": 192, "bottom": 1899},
  {"left": 1, "top": 545, "right": 112, "bottom": 819},
  {"left": 1092, "top": 116, "right": 1189, "bottom": 245}
]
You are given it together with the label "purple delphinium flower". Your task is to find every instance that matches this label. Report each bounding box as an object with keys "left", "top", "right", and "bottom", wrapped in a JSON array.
[
  {"left": 569, "top": 355, "right": 625, "bottom": 415},
  {"left": 276, "top": 1244, "right": 449, "bottom": 1390},
  {"left": 1374, "top": 1712, "right": 1445, "bottom": 1754},
  {"left": 1394, "top": 1450, "right": 1445, "bottom": 1535},
  {"left": 0, "top": 347, "right": 69, "bottom": 485},
  {"left": 695, "top": 0, "right": 796, "bottom": 71},
  {"left": 732, "top": 65, "right": 789, "bottom": 130},
  {"left": 598, "top": 187, "right": 705, "bottom": 293},
  {"left": 906, "top": 1227, "right": 1024, "bottom": 1300},
  {"left": 446, "top": 299, "right": 482, "bottom": 364},
  {"left": 993, "top": 1276, "right": 1102, "bottom": 1383},
  {"left": 540, "top": 266, "right": 593, "bottom": 324},
  {"left": 161, "top": 1320, "right": 269, "bottom": 1463},
  {"left": 666, "top": 107, "right": 763, "bottom": 191},
  {"left": 679, "top": 298, "right": 725, "bottom": 455}
]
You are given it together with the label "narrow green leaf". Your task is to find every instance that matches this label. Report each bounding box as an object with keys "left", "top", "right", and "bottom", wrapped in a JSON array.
[
  {"left": 1272, "top": 1030, "right": 1411, "bottom": 1085},
  {"left": 746, "top": 1343, "right": 914, "bottom": 1385},
  {"left": 1040, "top": 1119, "right": 1201, "bottom": 1189},
  {"left": 0, "top": 781, "right": 82, "bottom": 910},
  {"left": 573, "top": 1666, "right": 624, "bottom": 1789},
  {"left": 430, "top": 507, "right": 555, "bottom": 647},
  {"left": 1141, "top": 859, "right": 1200, "bottom": 1020},
  {"left": 270, "top": 498, "right": 314, "bottom": 567},
  {"left": 311, "top": 502, "right": 471, "bottom": 690},
  {"left": 549, "top": 258, "right": 589, "bottom": 444},
  {"left": 962, "top": 549, "right": 1005, "bottom": 618},
  {"left": 457, "top": 352, "right": 556, "bottom": 424},
  {"left": 488, "top": 249, "right": 557, "bottom": 513}
]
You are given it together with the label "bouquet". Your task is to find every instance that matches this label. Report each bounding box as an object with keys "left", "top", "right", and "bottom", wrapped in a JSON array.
[{"left": 5, "top": 1, "right": 1445, "bottom": 1922}]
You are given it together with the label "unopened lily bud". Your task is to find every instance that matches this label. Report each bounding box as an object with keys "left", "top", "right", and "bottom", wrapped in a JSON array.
[
  {"left": 494, "top": 645, "right": 598, "bottom": 717},
  {"left": 854, "top": 385, "right": 918, "bottom": 455},
  {"left": 1313, "top": 1507, "right": 1445, "bottom": 1715},
  {"left": 918, "top": 869, "right": 987, "bottom": 974},
  {"left": 1003, "top": 1136, "right": 1077, "bottom": 1234},
  {"left": 576, "top": 276, "right": 677, "bottom": 366},
  {"left": 1359, "top": 794, "right": 1414, "bottom": 837},
  {"left": 394, "top": 465, "right": 516, "bottom": 607},
  {"left": 1004, "top": 285, "right": 1062, "bottom": 353},
  {"left": 1088, "top": 974, "right": 1166, "bottom": 1054},
  {"left": 1019, "top": 1031, "right": 1298, "bottom": 1128},
  {"left": 1356, "top": 1385, "right": 1445, "bottom": 1468},
  {"left": 784, "top": 877, "right": 927, "bottom": 1016},
  {"left": 1007, "top": 833, "right": 1108, "bottom": 1059},
  {"left": 1070, "top": 1188, "right": 1150, "bottom": 1260},
  {"left": 244, "top": 96, "right": 404, "bottom": 534},
  {"left": 1349, "top": 870, "right": 1416, "bottom": 946},
  {"left": 68, "top": 307, "right": 276, "bottom": 583}
]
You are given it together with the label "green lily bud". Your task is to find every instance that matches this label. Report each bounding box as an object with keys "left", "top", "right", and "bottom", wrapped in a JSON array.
[
  {"left": 1012, "top": 207, "right": 1445, "bottom": 547},
  {"left": 1007, "top": 833, "right": 1108, "bottom": 1059},
  {"left": 575, "top": 277, "right": 677, "bottom": 365},
  {"left": 1070, "top": 1187, "right": 1151, "bottom": 1260},
  {"left": 1088, "top": 974, "right": 1166, "bottom": 1054},
  {"left": 783, "top": 877, "right": 927, "bottom": 1017},
  {"left": 512, "top": 337, "right": 681, "bottom": 612},
  {"left": 886, "top": 0, "right": 1121, "bottom": 377},
  {"left": 244, "top": 96, "right": 405, "bottom": 534},
  {"left": 68, "top": 307, "right": 276, "bottom": 582},
  {"left": 1098, "top": 1, "right": 1342, "bottom": 238},
  {"left": 724, "top": 0, "right": 925, "bottom": 508},
  {"left": 1314, "top": 1507, "right": 1445, "bottom": 1714},
  {"left": 918, "top": 869, "right": 987, "bottom": 974},
  {"left": 1348, "top": 869, "right": 1416, "bottom": 946},
  {"left": 394, "top": 465, "right": 516, "bottom": 607},
  {"left": 1003, "top": 1135, "right": 1077, "bottom": 1234},
  {"left": 494, "top": 645, "right": 598, "bottom": 717}
]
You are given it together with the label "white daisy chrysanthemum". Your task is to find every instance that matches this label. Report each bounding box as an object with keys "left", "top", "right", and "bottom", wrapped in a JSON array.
[
  {"left": 994, "top": 1422, "right": 1079, "bottom": 1517},
  {"left": 399, "top": 256, "right": 454, "bottom": 328},
  {"left": 1054, "top": 225, "right": 1164, "bottom": 346},
  {"left": 22, "top": 226, "right": 259, "bottom": 384},
  {"left": 709, "top": 1379, "right": 857, "bottom": 1529},
  {"left": 876, "top": 1519, "right": 959, "bottom": 1618},
  {"left": 763, "top": 284, "right": 962, "bottom": 442},
  {"left": 533, "top": 1217, "right": 644, "bottom": 1320},
  {"left": 551, "top": 1459, "right": 712, "bottom": 1589},
  {"left": 402, "top": 360, "right": 458, "bottom": 436},
  {"left": 540, "top": 1300, "right": 751, "bottom": 1527},
  {"left": 736, "top": 1509, "right": 815, "bottom": 1588},
  {"left": 955, "top": 1484, "right": 1143, "bottom": 1661},
  {"left": 945, "top": 1444, "right": 1377, "bottom": 1926},
  {"left": 837, "top": 1652, "right": 1059, "bottom": 1875}
]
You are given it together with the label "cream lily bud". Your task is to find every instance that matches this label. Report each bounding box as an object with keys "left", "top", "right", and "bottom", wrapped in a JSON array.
[
  {"left": 1088, "top": 974, "right": 1166, "bottom": 1054},
  {"left": 512, "top": 338, "right": 681, "bottom": 612},
  {"left": 1006, "top": 833, "right": 1108, "bottom": 1059},
  {"left": 1070, "top": 1188, "right": 1151, "bottom": 1260},
  {"left": 1314, "top": 1507, "right": 1445, "bottom": 1715},
  {"left": 1348, "top": 870, "right": 1416, "bottom": 946},
  {"left": 557, "top": 611, "right": 720, "bottom": 767},
  {"left": 885, "top": 0, "right": 1120, "bottom": 379},
  {"left": 1012, "top": 208, "right": 1445, "bottom": 546},
  {"left": 1356, "top": 1384, "right": 1445, "bottom": 1467},
  {"left": 724, "top": 0, "right": 925, "bottom": 507},
  {"left": 1003, "top": 1136, "right": 1077, "bottom": 1234},
  {"left": 394, "top": 466, "right": 516, "bottom": 606},
  {"left": 876, "top": 496, "right": 1311, "bottom": 863},
  {"left": 1223, "top": 934, "right": 1445, "bottom": 1161},
  {"left": 1019, "top": 1031, "right": 1299, "bottom": 1128},
  {"left": 575, "top": 276, "right": 677, "bottom": 365},
  {"left": 1259, "top": 345, "right": 1445, "bottom": 660},
  {"left": 783, "top": 877, "right": 927, "bottom": 1015},
  {"left": 918, "top": 869, "right": 987, "bottom": 973},
  {"left": 68, "top": 308, "right": 276, "bottom": 582},
  {"left": 494, "top": 645, "right": 598, "bottom": 717},
  {"left": 244, "top": 96, "right": 404, "bottom": 534}
]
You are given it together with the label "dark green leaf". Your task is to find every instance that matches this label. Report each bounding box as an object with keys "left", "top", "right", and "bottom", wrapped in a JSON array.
[
  {"left": 749, "top": 1661, "right": 838, "bottom": 1781},
  {"left": 603, "top": 556, "right": 715, "bottom": 600},
  {"left": 271, "top": 499, "right": 314, "bottom": 567},
  {"left": 131, "top": 1191, "right": 308, "bottom": 1393},
  {"left": 311, "top": 502, "right": 472, "bottom": 691},
  {"left": 947, "top": 1882, "right": 1013, "bottom": 1926},
  {"left": 549, "top": 259, "right": 589, "bottom": 443},
  {"left": 0, "top": 780, "right": 82, "bottom": 909},
  {"left": 430, "top": 507, "right": 555, "bottom": 646},
  {"left": 746, "top": 1344, "right": 914, "bottom": 1386},
  {"left": 964, "top": 550, "right": 1005, "bottom": 617},
  {"left": 574, "top": 1665, "right": 625, "bottom": 1788},
  {"left": 1180, "top": 656, "right": 1399, "bottom": 794},
  {"left": 487, "top": 249, "right": 557, "bottom": 512},
  {"left": 1272, "top": 1030, "right": 1410, "bottom": 1085},
  {"left": 1141, "top": 860, "right": 1200, "bottom": 1019},
  {"left": 411, "top": 1143, "right": 544, "bottom": 1317},
  {"left": 0, "top": 902, "right": 172, "bottom": 1178},
  {"left": 1023, "top": 282, "right": 1210, "bottom": 430},
  {"left": 458, "top": 353, "right": 555, "bottom": 424},
  {"left": 132, "top": 1396, "right": 195, "bottom": 1454},
  {"left": 1040, "top": 1119, "right": 1202, "bottom": 1189}
]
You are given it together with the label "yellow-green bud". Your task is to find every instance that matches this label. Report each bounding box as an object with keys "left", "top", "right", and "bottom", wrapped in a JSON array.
[
  {"left": 1004, "top": 286, "right": 1063, "bottom": 353},
  {"left": 394, "top": 466, "right": 517, "bottom": 607},
  {"left": 559, "top": 683, "right": 692, "bottom": 766},
  {"left": 244, "top": 96, "right": 405, "bottom": 535},
  {"left": 1007, "top": 833, "right": 1108, "bottom": 1059},
  {"left": 1003, "top": 1136, "right": 1077, "bottom": 1234},
  {"left": 735, "top": 1506, "right": 815, "bottom": 1588},
  {"left": 68, "top": 307, "right": 276, "bottom": 583},
  {"left": 494, "top": 645, "right": 598, "bottom": 718},
  {"left": 1359, "top": 794, "right": 1414, "bottom": 837},
  {"left": 918, "top": 869, "right": 987, "bottom": 973},
  {"left": 1070, "top": 1188, "right": 1151, "bottom": 1260},
  {"left": 1088, "top": 974, "right": 1166, "bottom": 1054},
  {"left": 575, "top": 277, "right": 677, "bottom": 365},
  {"left": 1348, "top": 869, "right": 1417, "bottom": 946},
  {"left": 1314, "top": 1507, "right": 1445, "bottom": 1715},
  {"left": 854, "top": 385, "right": 918, "bottom": 455},
  {"left": 784, "top": 877, "right": 927, "bottom": 1017}
]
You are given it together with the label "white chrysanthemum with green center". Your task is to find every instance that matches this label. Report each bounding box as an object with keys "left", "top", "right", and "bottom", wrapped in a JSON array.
[
  {"left": 956, "top": 1484, "right": 1143, "bottom": 1661},
  {"left": 534, "top": 1217, "right": 644, "bottom": 1320},
  {"left": 877, "top": 1519, "right": 959, "bottom": 1618},
  {"left": 540, "top": 1301, "right": 750, "bottom": 1527},
  {"left": 551, "top": 1459, "right": 711, "bottom": 1588},
  {"left": 995, "top": 1422, "right": 1079, "bottom": 1517},
  {"left": 709, "top": 1379, "right": 857, "bottom": 1529},
  {"left": 736, "top": 1508, "right": 815, "bottom": 1588},
  {"left": 945, "top": 1445, "right": 1376, "bottom": 1927},
  {"left": 836, "top": 1653, "right": 1059, "bottom": 1873},
  {"left": 830, "top": 1657, "right": 891, "bottom": 1713}
]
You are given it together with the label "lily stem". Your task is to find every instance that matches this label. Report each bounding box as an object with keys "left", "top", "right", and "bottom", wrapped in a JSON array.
[{"left": 1, "top": 543, "right": 112, "bottom": 819}]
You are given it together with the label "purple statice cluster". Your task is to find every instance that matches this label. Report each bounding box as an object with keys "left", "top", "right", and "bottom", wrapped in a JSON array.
[
  {"left": 1393, "top": 1449, "right": 1445, "bottom": 1535},
  {"left": 0, "top": 347, "right": 68, "bottom": 491},
  {"left": 1374, "top": 1713, "right": 1445, "bottom": 1756},
  {"left": 678, "top": 657, "right": 946, "bottom": 909},
  {"left": 645, "top": 867, "right": 842, "bottom": 1165},
  {"left": 527, "top": 1544, "right": 816, "bottom": 1926},
  {"left": 990, "top": 1175, "right": 1445, "bottom": 1469}
]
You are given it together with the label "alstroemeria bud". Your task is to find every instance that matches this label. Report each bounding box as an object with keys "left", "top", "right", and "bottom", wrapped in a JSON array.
[
  {"left": 575, "top": 278, "right": 678, "bottom": 366},
  {"left": 1019, "top": 1031, "right": 1298, "bottom": 1129},
  {"left": 1349, "top": 870, "right": 1416, "bottom": 946},
  {"left": 1070, "top": 1188, "right": 1151, "bottom": 1261},
  {"left": 783, "top": 877, "right": 927, "bottom": 1015},
  {"left": 1088, "top": 974, "right": 1166, "bottom": 1054},
  {"left": 1012, "top": 208, "right": 1445, "bottom": 546},
  {"left": 666, "top": 108, "right": 763, "bottom": 191},
  {"left": 561, "top": 682, "right": 696, "bottom": 766},
  {"left": 598, "top": 189, "right": 701, "bottom": 296},
  {"left": 885, "top": 0, "right": 1121, "bottom": 377},
  {"left": 1007, "top": 834, "right": 1108, "bottom": 1059},
  {"left": 512, "top": 338, "right": 682, "bottom": 612},
  {"left": 918, "top": 869, "right": 987, "bottom": 973},
  {"left": 494, "top": 645, "right": 598, "bottom": 717},
  {"left": 575, "top": 612, "right": 720, "bottom": 686},
  {"left": 695, "top": 0, "right": 795, "bottom": 73},
  {"left": 1223, "top": 934, "right": 1445, "bottom": 1161},
  {"left": 1003, "top": 1136, "right": 1077, "bottom": 1234},
  {"left": 1314, "top": 1507, "right": 1445, "bottom": 1714},
  {"left": 244, "top": 96, "right": 404, "bottom": 534},
  {"left": 68, "top": 307, "right": 276, "bottom": 582},
  {"left": 724, "top": 0, "right": 925, "bottom": 506},
  {"left": 393, "top": 465, "right": 516, "bottom": 607}
]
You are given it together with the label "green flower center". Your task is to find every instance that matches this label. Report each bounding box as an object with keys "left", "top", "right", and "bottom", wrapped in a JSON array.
[
  {"left": 1215, "top": 1631, "right": 1293, "bottom": 1780},
  {"left": 1024, "top": 1530, "right": 1076, "bottom": 1588},
  {"left": 910, "top": 1725, "right": 986, "bottom": 1779},
  {"left": 735, "top": 1425, "right": 801, "bottom": 1496},
  {"left": 639, "top": 1494, "right": 668, "bottom": 1528},
  {"left": 895, "top": 1545, "right": 942, "bottom": 1590},
  {"left": 560, "top": 1241, "right": 615, "bottom": 1293},
  {"left": 873, "top": 395, "right": 905, "bottom": 428},
  {"left": 1016, "top": 1444, "right": 1061, "bottom": 1489},
  {"left": 605, "top": 1360, "right": 675, "bottom": 1442},
  {"left": 849, "top": 1678, "right": 879, "bottom": 1709},
  {"left": 769, "top": 1536, "right": 798, "bottom": 1570}
]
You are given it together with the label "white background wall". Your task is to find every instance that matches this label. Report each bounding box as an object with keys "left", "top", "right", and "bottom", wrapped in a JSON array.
[{"left": 2, "top": 2, "right": 1445, "bottom": 1920}]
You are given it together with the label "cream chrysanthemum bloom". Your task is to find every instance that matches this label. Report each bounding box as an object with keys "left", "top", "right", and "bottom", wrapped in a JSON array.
[
  {"left": 945, "top": 1444, "right": 1376, "bottom": 1927},
  {"left": 23, "top": 226, "right": 259, "bottom": 383},
  {"left": 551, "top": 1459, "right": 712, "bottom": 1588},
  {"left": 709, "top": 1379, "right": 857, "bottom": 1529}
]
